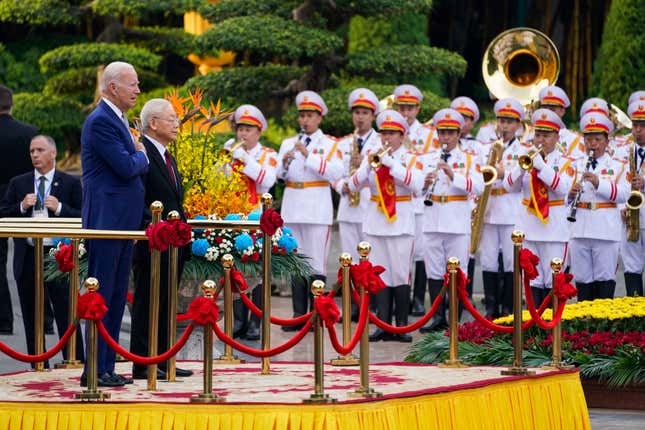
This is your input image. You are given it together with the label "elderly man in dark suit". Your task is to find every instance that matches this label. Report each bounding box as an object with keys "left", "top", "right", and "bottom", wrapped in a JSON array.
[
  {"left": 0, "top": 135, "right": 84, "bottom": 366},
  {"left": 0, "top": 85, "right": 38, "bottom": 335},
  {"left": 130, "top": 98, "right": 193, "bottom": 379},
  {"left": 80, "top": 61, "right": 148, "bottom": 387}
]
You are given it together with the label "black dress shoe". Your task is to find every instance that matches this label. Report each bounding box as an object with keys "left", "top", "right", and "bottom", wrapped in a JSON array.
[
  {"left": 81, "top": 372, "right": 126, "bottom": 387},
  {"left": 281, "top": 324, "right": 301, "bottom": 332},
  {"left": 396, "top": 333, "right": 413, "bottom": 343},
  {"left": 411, "top": 301, "right": 425, "bottom": 317},
  {"left": 369, "top": 328, "right": 394, "bottom": 342},
  {"left": 245, "top": 322, "right": 260, "bottom": 340},
  {"left": 132, "top": 368, "right": 166, "bottom": 379},
  {"left": 0, "top": 324, "right": 12, "bottom": 335},
  {"left": 111, "top": 372, "right": 133, "bottom": 384},
  {"left": 158, "top": 366, "right": 194, "bottom": 377},
  {"left": 419, "top": 320, "right": 448, "bottom": 334}
]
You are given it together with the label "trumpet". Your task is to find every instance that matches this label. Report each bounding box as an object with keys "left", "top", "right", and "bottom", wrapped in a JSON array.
[
  {"left": 368, "top": 142, "right": 391, "bottom": 169},
  {"left": 518, "top": 144, "right": 544, "bottom": 170},
  {"left": 283, "top": 127, "right": 305, "bottom": 172},
  {"left": 567, "top": 150, "right": 595, "bottom": 223},
  {"left": 424, "top": 144, "right": 449, "bottom": 206},
  {"left": 220, "top": 138, "right": 246, "bottom": 157}
]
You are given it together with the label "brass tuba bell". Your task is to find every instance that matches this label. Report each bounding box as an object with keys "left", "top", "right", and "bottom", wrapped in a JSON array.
[{"left": 482, "top": 27, "right": 560, "bottom": 105}]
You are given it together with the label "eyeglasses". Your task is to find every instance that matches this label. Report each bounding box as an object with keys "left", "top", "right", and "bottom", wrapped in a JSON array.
[{"left": 154, "top": 117, "right": 180, "bottom": 125}]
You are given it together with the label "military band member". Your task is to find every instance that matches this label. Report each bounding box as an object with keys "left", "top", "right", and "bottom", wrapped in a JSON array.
[
  {"left": 419, "top": 109, "right": 484, "bottom": 332},
  {"left": 568, "top": 113, "right": 630, "bottom": 301},
  {"left": 579, "top": 97, "right": 624, "bottom": 154},
  {"left": 393, "top": 84, "right": 436, "bottom": 316},
  {"left": 618, "top": 101, "right": 645, "bottom": 297},
  {"left": 227, "top": 105, "right": 278, "bottom": 340},
  {"left": 278, "top": 91, "right": 343, "bottom": 329},
  {"left": 480, "top": 98, "right": 530, "bottom": 318},
  {"left": 333, "top": 88, "right": 381, "bottom": 263},
  {"left": 538, "top": 86, "right": 585, "bottom": 159},
  {"left": 503, "top": 109, "right": 574, "bottom": 305},
  {"left": 348, "top": 109, "right": 423, "bottom": 342}
]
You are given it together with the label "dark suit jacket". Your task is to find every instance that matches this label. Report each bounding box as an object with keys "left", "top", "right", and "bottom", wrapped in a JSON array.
[
  {"left": 80, "top": 100, "right": 148, "bottom": 230},
  {"left": 0, "top": 169, "right": 82, "bottom": 280},
  {"left": 0, "top": 114, "right": 38, "bottom": 197}
]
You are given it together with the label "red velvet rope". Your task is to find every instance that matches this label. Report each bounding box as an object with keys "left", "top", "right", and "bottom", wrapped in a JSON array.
[
  {"left": 213, "top": 319, "right": 312, "bottom": 357},
  {"left": 238, "top": 290, "right": 313, "bottom": 326},
  {"left": 96, "top": 321, "right": 194, "bottom": 365},
  {"left": 326, "top": 291, "right": 370, "bottom": 355},
  {"left": 351, "top": 287, "right": 446, "bottom": 334},
  {"left": 0, "top": 323, "right": 77, "bottom": 363}
]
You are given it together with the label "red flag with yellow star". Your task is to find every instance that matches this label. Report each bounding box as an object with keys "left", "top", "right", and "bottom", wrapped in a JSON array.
[
  {"left": 529, "top": 169, "right": 549, "bottom": 223},
  {"left": 374, "top": 166, "right": 397, "bottom": 223}
]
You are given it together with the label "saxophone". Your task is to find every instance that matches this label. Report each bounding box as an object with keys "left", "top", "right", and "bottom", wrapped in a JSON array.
[
  {"left": 348, "top": 128, "right": 361, "bottom": 206},
  {"left": 469, "top": 138, "right": 503, "bottom": 255},
  {"left": 626, "top": 143, "right": 644, "bottom": 241}
]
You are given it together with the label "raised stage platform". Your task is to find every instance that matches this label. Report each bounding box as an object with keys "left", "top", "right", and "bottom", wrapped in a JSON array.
[{"left": 0, "top": 362, "right": 590, "bottom": 429}]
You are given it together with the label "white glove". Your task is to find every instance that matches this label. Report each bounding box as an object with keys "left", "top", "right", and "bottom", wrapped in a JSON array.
[
  {"left": 232, "top": 147, "right": 247, "bottom": 162},
  {"left": 380, "top": 153, "right": 395, "bottom": 168},
  {"left": 532, "top": 152, "right": 546, "bottom": 170}
]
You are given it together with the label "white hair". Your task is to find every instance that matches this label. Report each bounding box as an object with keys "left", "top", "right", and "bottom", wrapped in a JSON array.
[
  {"left": 100, "top": 61, "right": 136, "bottom": 93},
  {"left": 141, "top": 98, "right": 173, "bottom": 132}
]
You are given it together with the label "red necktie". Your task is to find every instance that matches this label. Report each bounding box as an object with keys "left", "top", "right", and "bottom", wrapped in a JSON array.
[{"left": 164, "top": 150, "right": 177, "bottom": 189}]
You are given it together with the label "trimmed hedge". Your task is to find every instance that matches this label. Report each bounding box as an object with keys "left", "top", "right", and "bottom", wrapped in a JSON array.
[
  {"left": 196, "top": 15, "right": 343, "bottom": 60},
  {"left": 0, "top": 0, "right": 79, "bottom": 25},
  {"left": 335, "top": 0, "right": 433, "bottom": 16},
  {"left": 125, "top": 26, "right": 196, "bottom": 57},
  {"left": 199, "top": 0, "right": 296, "bottom": 22},
  {"left": 39, "top": 43, "right": 161, "bottom": 75},
  {"left": 91, "top": 0, "right": 203, "bottom": 17},
  {"left": 591, "top": 0, "right": 645, "bottom": 107}
]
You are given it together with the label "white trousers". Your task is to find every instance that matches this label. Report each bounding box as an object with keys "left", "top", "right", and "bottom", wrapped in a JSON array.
[
  {"left": 286, "top": 223, "right": 331, "bottom": 276},
  {"left": 338, "top": 221, "right": 365, "bottom": 265},
  {"left": 523, "top": 240, "right": 567, "bottom": 289},
  {"left": 569, "top": 238, "right": 619, "bottom": 283},
  {"left": 480, "top": 224, "right": 514, "bottom": 272},
  {"left": 423, "top": 232, "right": 470, "bottom": 280},
  {"left": 620, "top": 228, "right": 645, "bottom": 274},
  {"left": 364, "top": 234, "right": 414, "bottom": 286},
  {"left": 413, "top": 213, "right": 425, "bottom": 261}
]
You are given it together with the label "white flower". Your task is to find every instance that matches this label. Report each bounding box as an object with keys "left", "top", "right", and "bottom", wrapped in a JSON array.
[
  {"left": 78, "top": 244, "right": 87, "bottom": 257},
  {"left": 48, "top": 248, "right": 57, "bottom": 257},
  {"left": 204, "top": 247, "right": 220, "bottom": 262}
]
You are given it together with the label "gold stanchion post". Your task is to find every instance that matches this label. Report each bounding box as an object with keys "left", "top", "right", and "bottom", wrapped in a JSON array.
[
  {"left": 214, "top": 254, "right": 244, "bottom": 364},
  {"left": 304, "top": 280, "right": 337, "bottom": 404},
  {"left": 544, "top": 258, "right": 574, "bottom": 370},
  {"left": 147, "top": 201, "right": 163, "bottom": 391},
  {"left": 331, "top": 253, "right": 359, "bottom": 366},
  {"left": 56, "top": 238, "right": 83, "bottom": 368},
  {"left": 191, "top": 280, "right": 226, "bottom": 403},
  {"left": 165, "top": 210, "right": 181, "bottom": 382},
  {"left": 260, "top": 193, "right": 273, "bottom": 375},
  {"left": 34, "top": 237, "right": 45, "bottom": 372},
  {"left": 439, "top": 257, "right": 467, "bottom": 368},
  {"left": 75, "top": 278, "right": 110, "bottom": 401},
  {"left": 347, "top": 241, "right": 382, "bottom": 399},
  {"left": 502, "top": 230, "right": 535, "bottom": 376}
]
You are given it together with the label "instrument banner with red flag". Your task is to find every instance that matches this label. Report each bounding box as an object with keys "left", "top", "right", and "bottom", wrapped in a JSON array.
[
  {"left": 529, "top": 169, "right": 549, "bottom": 223},
  {"left": 232, "top": 160, "right": 258, "bottom": 205},
  {"left": 374, "top": 166, "right": 397, "bottom": 223}
]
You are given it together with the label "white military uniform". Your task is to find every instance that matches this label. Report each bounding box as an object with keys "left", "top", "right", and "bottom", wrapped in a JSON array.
[
  {"left": 618, "top": 142, "right": 645, "bottom": 275},
  {"left": 349, "top": 146, "right": 424, "bottom": 286},
  {"left": 278, "top": 128, "right": 343, "bottom": 275},
  {"left": 334, "top": 129, "right": 381, "bottom": 262},
  {"left": 226, "top": 141, "right": 278, "bottom": 205}
]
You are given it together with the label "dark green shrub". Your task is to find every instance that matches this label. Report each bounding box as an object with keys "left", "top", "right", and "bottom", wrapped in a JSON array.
[
  {"left": 91, "top": 0, "right": 203, "bottom": 17},
  {"left": 125, "top": 27, "right": 196, "bottom": 57},
  {"left": 199, "top": 0, "right": 296, "bottom": 21}
]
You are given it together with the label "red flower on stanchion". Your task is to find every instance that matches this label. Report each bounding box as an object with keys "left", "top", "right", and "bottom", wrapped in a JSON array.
[
  {"left": 167, "top": 219, "right": 192, "bottom": 247},
  {"left": 55, "top": 243, "right": 74, "bottom": 273},
  {"left": 146, "top": 222, "right": 171, "bottom": 252},
  {"left": 350, "top": 260, "right": 386, "bottom": 294},
  {"left": 260, "top": 208, "right": 283, "bottom": 236},
  {"left": 219, "top": 267, "right": 249, "bottom": 293},
  {"left": 188, "top": 296, "right": 220, "bottom": 326},
  {"left": 519, "top": 248, "right": 540, "bottom": 281},
  {"left": 553, "top": 272, "right": 577, "bottom": 300},
  {"left": 77, "top": 292, "right": 107, "bottom": 321},
  {"left": 314, "top": 294, "right": 340, "bottom": 328}
]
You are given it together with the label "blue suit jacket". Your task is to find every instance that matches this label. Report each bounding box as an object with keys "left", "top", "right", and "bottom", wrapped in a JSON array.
[{"left": 81, "top": 100, "right": 148, "bottom": 230}]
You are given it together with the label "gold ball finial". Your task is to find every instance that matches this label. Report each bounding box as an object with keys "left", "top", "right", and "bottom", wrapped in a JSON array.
[
  {"left": 150, "top": 201, "right": 164, "bottom": 213},
  {"left": 339, "top": 252, "right": 352, "bottom": 267},
  {"left": 166, "top": 210, "right": 181, "bottom": 221},
  {"left": 311, "top": 280, "right": 326, "bottom": 297},
  {"left": 84, "top": 277, "right": 99, "bottom": 292},
  {"left": 551, "top": 257, "right": 563, "bottom": 273},
  {"left": 221, "top": 254, "right": 234, "bottom": 268},
  {"left": 511, "top": 230, "right": 525, "bottom": 244},
  {"left": 201, "top": 280, "right": 216, "bottom": 298},
  {"left": 357, "top": 241, "right": 371, "bottom": 258},
  {"left": 447, "top": 257, "right": 460, "bottom": 271},
  {"left": 261, "top": 193, "right": 273, "bottom": 207}
]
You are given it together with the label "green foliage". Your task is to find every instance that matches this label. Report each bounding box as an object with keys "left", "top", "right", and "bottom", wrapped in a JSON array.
[
  {"left": 91, "top": 0, "right": 203, "bottom": 17},
  {"left": 39, "top": 43, "right": 162, "bottom": 75},
  {"left": 263, "top": 118, "right": 296, "bottom": 151},
  {"left": 0, "top": 0, "right": 80, "bottom": 25},
  {"left": 125, "top": 26, "right": 196, "bottom": 57},
  {"left": 129, "top": 86, "right": 186, "bottom": 119},
  {"left": 199, "top": 0, "right": 296, "bottom": 22},
  {"left": 591, "top": 0, "right": 645, "bottom": 107},
  {"left": 348, "top": 13, "right": 428, "bottom": 53},
  {"left": 196, "top": 15, "right": 343, "bottom": 61},
  {"left": 187, "top": 64, "right": 305, "bottom": 105},
  {"left": 346, "top": 44, "right": 467, "bottom": 83},
  {"left": 577, "top": 347, "right": 645, "bottom": 387},
  {"left": 43, "top": 67, "right": 167, "bottom": 104},
  {"left": 282, "top": 84, "right": 450, "bottom": 137},
  {"left": 12, "top": 92, "right": 85, "bottom": 149},
  {"left": 335, "top": 0, "right": 432, "bottom": 16}
]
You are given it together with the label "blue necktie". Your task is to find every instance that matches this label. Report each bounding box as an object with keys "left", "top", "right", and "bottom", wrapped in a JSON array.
[{"left": 35, "top": 176, "right": 46, "bottom": 211}]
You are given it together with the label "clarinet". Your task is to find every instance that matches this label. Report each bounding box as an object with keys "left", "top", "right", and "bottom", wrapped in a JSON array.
[
  {"left": 283, "top": 127, "right": 305, "bottom": 173},
  {"left": 567, "top": 149, "right": 595, "bottom": 223},
  {"left": 424, "top": 144, "right": 449, "bottom": 206}
]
